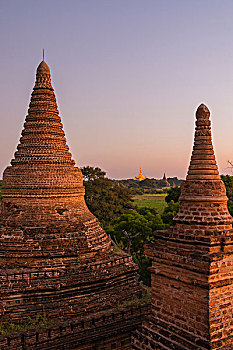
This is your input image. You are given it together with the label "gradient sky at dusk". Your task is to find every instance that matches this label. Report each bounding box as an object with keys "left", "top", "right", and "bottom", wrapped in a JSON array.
[{"left": 1, "top": 0, "right": 233, "bottom": 179}]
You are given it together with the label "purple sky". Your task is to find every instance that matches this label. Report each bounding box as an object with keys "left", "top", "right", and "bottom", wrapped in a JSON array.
[{"left": 1, "top": 0, "right": 233, "bottom": 179}]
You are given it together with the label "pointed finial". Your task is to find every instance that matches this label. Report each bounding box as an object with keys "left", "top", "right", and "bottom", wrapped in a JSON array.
[
  {"left": 186, "top": 103, "right": 219, "bottom": 181},
  {"left": 174, "top": 103, "right": 232, "bottom": 225},
  {"left": 36, "top": 60, "right": 50, "bottom": 76},
  {"left": 196, "top": 103, "right": 210, "bottom": 121},
  {"left": 43, "top": 48, "right": 45, "bottom": 61}
]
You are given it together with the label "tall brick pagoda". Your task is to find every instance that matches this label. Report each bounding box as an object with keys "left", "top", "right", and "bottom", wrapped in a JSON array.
[
  {"left": 132, "top": 104, "right": 233, "bottom": 350},
  {"left": 0, "top": 60, "right": 148, "bottom": 349}
]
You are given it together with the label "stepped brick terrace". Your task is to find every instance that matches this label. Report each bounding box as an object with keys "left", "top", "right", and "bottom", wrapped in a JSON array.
[
  {"left": 0, "top": 60, "right": 149, "bottom": 349},
  {"left": 132, "top": 104, "right": 233, "bottom": 350}
]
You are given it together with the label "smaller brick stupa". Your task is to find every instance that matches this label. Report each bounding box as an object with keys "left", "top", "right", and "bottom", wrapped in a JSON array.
[
  {"left": 161, "top": 172, "right": 170, "bottom": 187},
  {"left": 132, "top": 104, "right": 233, "bottom": 350}
]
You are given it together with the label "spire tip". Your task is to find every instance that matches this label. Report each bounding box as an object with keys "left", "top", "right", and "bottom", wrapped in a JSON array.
[{"left": 196, "top": 103, "right": 210, "bottom": 121}]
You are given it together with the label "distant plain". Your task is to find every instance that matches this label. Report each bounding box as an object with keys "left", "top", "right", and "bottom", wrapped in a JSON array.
[{"left": 133, "top": 194, "right": 167, "bottom": 214}]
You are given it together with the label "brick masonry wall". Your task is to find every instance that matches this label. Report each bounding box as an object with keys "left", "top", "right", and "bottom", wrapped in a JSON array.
[
  {"left": 0, "top": 305, "right": 150, "bottom": 350},
  {"left": 132, "top": 104, "right": 233, "bottom": 350},
  {"left": 0, "top": 60, "right": 147, "bottom": 349}
]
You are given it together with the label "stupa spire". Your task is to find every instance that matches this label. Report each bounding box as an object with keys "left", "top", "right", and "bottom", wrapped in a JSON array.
[
  {"left": 174, "top": 104, "right": 232, "bottom": 224},
  {"left": 10, "top": 60, "right": 73, "bottom": 168},
  {"left": 187, "top": 103, "right": 220, "bottom": 180},
  {"left": 0, "top": 59, "right": 108, "bottom": 237},
  {"left": 161, "top": 172, "right": 170, "bottom": 187},
  {"left": 133, "top": 105, "right": 233, "bottom": 350}
]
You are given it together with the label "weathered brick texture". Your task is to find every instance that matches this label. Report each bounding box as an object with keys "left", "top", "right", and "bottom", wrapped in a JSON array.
[
  {"left": 0, "top": 60, "right": 148, "bottom": 349},
  {"left": 132, "top": 104, "right": 233, "bottom": 350}
]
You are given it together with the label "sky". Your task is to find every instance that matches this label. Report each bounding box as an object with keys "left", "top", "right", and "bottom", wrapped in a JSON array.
[{"left": 1, "top": 0, "right": 233, "bottom": 179}]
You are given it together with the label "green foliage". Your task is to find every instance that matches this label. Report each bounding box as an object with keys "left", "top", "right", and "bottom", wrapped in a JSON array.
[
  {"left": 221, "top": 175, "right": 233, "bottom": 216},
  {"left": 112, "top": 208, "right": 166, "bottom": 285},
  {"left": 113, "top": 209, "right": 153, "bottom": 242},
  {"left": 138, "top": 178, "right": 159, "bottom": 188},
  {"left": 221, "top": 175, "right": 233, "bottom": 199},
  {"left": 133, "top": 197, "right": 167, "bottom": 214},
  {"left": 161, "top": 200, "right": 180, "bottom": 225},
  {"left": 163, "top": 187, "right": 180, "bottom": 224},
  {"left": 137, "top": 207, "right": 158, "bottom": 216},
  {"left": 138, "top": 207, "right": 165, "bottom": 231},
  {"left": 0, "top": 312, "right": 51, "bottom": 336},
  {"left": 165, "top": 186, "right": 181, "bottom": 203},
  {"left": 228, "top": 200, "right": 233, "bottom": 216},
  {"left": 167, "top": 177, "right": 183, "bottom": 187},
  {"left": 80, "top": 167, "right": 183, "bottom": 285},
  {"left": 81, "top": 166, "right": 134, "bottom": 230},
  {"left": 130, "top": 187, "right": 144, "bottom": 195},
  {"left": 118, "top": 178, "right": 177, "bottom": 195},
  {"left": 82, "top": 166, "right": 106, "bottom": 182}
]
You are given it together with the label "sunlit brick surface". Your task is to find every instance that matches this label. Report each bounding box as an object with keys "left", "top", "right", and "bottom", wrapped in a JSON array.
[
  {"left": 132, "top": 105, "right": 233, "bottom": 350},
  {"left": 0, "top": 61, "right": 148, "bottom": 349}
]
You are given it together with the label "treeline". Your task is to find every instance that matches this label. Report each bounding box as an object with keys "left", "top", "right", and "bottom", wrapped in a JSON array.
[
  {"left": 118, "top": 177, "right": 182, "bottom": 195},
  {"left": 221, "top": 175, "right": 233, "bottom": 216}
]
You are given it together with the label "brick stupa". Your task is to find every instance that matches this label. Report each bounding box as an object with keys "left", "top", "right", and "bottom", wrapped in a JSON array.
[
  {"left": 132, "top": 104, "right": 233, "bottom": 349},
  {"left": 161, "top": 173, "right": 170, "bottom": 187},
  {"left": 0, "top": 60, "right": 148, "bottom": 350}
]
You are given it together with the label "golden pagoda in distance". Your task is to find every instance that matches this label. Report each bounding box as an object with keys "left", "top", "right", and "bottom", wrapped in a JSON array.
[{"left": 134, "top": 168, "right": 147, "bottom": 181}]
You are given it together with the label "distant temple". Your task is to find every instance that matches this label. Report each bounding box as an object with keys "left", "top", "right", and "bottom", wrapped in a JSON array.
[
  {"left": 161, "top": 172, "right": 170, "bottom": 187},
  {"left": 134, "top": 168, "right": 147, "bottom": 181}
]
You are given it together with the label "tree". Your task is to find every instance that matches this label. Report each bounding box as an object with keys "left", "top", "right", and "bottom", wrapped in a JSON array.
[
  {"left": 162, "top": 200, "right": 180, "bottom": 225},
  {"left": 221, "top": 175, "right": 233, "bottom": 216},
  {"left": 112, "top": 209, "right": 154, "bottom": 285},
  {"left": 221, "top": 175, "right": 233, "bottom": 200},
  {"left": 81, "top": 166, "right": 134, "bottom": 230},
  {"left": 165, "top": 186, "right": 181, "bottom": 203},
  {"left": 81, "top": 166, "right": 106, "bottom": 182},
  {"left": 138, "top": 207, "right": 165, "bottom": 231},
  {"left": 112, "top": 209, "right": 166, "bottom": 285}
]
